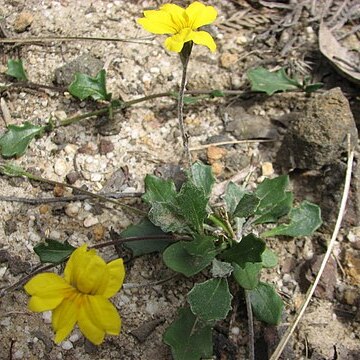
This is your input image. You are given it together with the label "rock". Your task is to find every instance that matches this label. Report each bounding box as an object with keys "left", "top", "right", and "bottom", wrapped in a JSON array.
[
  {"left": 53, "top": 184, "right": 65, "bottom": 197},
  {"left": 54, "top": 54, "right": 104, "bottom": 86},
  {"left": 92, "top": 223, "right": 105, "bottom": 241},
  {"left": 65, "top": 203, "right": 80, "bottom": 218},
  {"left": 344, "top": 248, "right": 360, "bottom": 285},
  {"left": 83, "top": 215, "right": 99, "bottom": 228},
  {"left": 66, "top": 171, "right": 80, "bottom": 184},
  {"left": 54, "top": 158, "right": 69, "bottom": 176},
  {"left": 61, "top": 340, "right": 73, "bottom": 350},
  {"left": 211, "top": 162, "right": 224, "bottom": 176},
  {"left": 261, "top": 162, "right": 274, "bottom": 176},
  {"left": 220, "top": 52, "right": 238, "bottom": 69},
  {"left": 223, "top": 105, "right": 278, "bottom": 139},
  {"left": 38, "top": 204, "right": 50, "bottom": 215},
  {"left": 99, "top": 139, "right": 114, "bottom": 155},
  {"left": 78, "top": 142, "right": 97, "bottom": 155},
  {"left": 277, "top": 88, "right": 358, "bottom": 170},
  {"left": 13, "top": 12, "right": 33, "bottom": 32},
  {"left": 207, "top": 145, "right": 227, "bottom": 163}
]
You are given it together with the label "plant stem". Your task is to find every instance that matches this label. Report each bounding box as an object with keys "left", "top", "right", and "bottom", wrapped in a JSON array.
[{"left": 178, "top": 42, "right": 193, "bottom": 171}]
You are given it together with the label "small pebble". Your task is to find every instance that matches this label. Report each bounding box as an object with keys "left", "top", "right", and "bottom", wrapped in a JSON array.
[
  {"left": 69, "top": 333, "right": 80, "bottom": 343},
  {"left": 92, "top": 223, "right": 105, "bottom": 241},
  {"left": 65, "top": 203, "right": 80, "bottom": 218},
  {"left": 66, "top": 171, "right": 80, "bottom": 184},
  {"left": 261, "top": 162, "right": 274, "bottom": 177},
  {"left": 231, "top": 326, "right": 240, "bottom": 336},
  {"left": 54, "top": 159, "right": 68, "bottom": 176},
  {"left": 61, "top": 340, "right": 73, "bottom": 350},
  {"left": 42, "top": 311, "right": 52, "bottom": 324},
  {"left": 14, "top": 12, "right": 33, "bottom": 32},
  {"left": 83, "top": 215, "right": 99, "bottom": 228}
]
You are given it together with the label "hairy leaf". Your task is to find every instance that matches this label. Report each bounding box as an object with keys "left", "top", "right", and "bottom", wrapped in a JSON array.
[
  {"left": 190, "top": 161, "right": 215, "bottom": 198},
  {"left": 234, "top": 193, "right": 260, "bottom": 218},
  {"left": 68, "top": 69, "right": 111, "bottom": 101},
  {"left": 163, "top": 241, "right": 215, "bottom": 277},
  {"left": 0, "top": 122, "right": 45, "bottom": 158},
  {"left": 176, "top": 182, "right": 208, "bottom": 234},
  {"left": 247, "top": 67, "right": 300, "bottom": 95},
  {"left": 233, "top": 262, "right": 262, "bottom": 290},
  {"left": 211, "top": 259, "right": 234, "bottom": 278},
  {"left": 261, "top": 248, "right": 278, "bottom": 268},
  {"left": 224, "top": 182, "right": 245, "bottom": 216},
  {"left": 182, "top": 234, "right": 215, "bottom": 257},
  {"left": 221, "top": 233, "right": 266, "bottom": 267},
  {"left": 34, "top": 239, "right": 75, "bottom": 264},
  {"left": 121, "top": 218, "right": 173, "bottom": 256},
  {"left": 262, "top": 201, "right": 322, "bottom": 237},
  {"left": 188, "top": 278, "right": 232, "bottom": 321},
  {"left": 6, "top": 59, "right": 28, "bottom": 81},
  {"left": 163, "top": 307, "right": 213, "bottom": 360},
  {"left": 254, "top": 175, "right": 293, "bottom": 224},
  {"left": 248, "top": 282, "right": 283, "bottom": 325}
]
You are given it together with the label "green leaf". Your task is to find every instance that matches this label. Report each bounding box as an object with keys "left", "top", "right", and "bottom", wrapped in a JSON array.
[
  {"left": 234, "top": 193, "right": 260, "bottom": 218},
  {"left": 304, "top": 82, "right": 323, "bottom": 93},
  {"left": 143, "top": 175, "right": 178, "bottom": 204},
  {"left": 163, "top": 241, "right": 215, "bottom": 277},
  {"left": 187, "top": 278, "right": 233, "bottom": 322},
  {"left": 176, "top": 182, "right": 208, "bottom": 234},
  {"left": 68, "top": 69, "right": 111, "bottom": 101},
  {"left": 143, "top": 175, "right": 189, "bottom": 233},
  {"left": 255, "top": 175, "right": 293, "bottom": 224},
  {"left": 190, "top": 161, "right": 215, "bottom": 198},
  {"left": 183, "top": 96, "right": 202, "bottom": 104},
  {"left": 261, "top": 248, "right": 278, "bottom": 268},
  {"left": 248, "top": 282, "right": 283, "bottom": 325},
  {"left": 0, "top": 122, "right": 45, "bottom": 158},
  {"left": 163, "top": 307, "right": 213, "bottom": 360},
  {"left": 224, "top": 182, "right": 245, "bottom": 216},
  {"left": 34, "top": 239, "right": 76, "bottom": 264},
  {"left": 221, "top": 233, "right": 266, "bottom": 267},
  {"left": 247, "top": 67, "right": 300, "bottom": 95},
  {"left": 262, "top": 201, "right": 322, "bottom": 237},
  {"left": 121, "top": 218, "right": 173, "bottom": 256},
  {"left": 233, "top": 262, "right": 262, "bottom": 290},
  {"left": 6, "top": 59, "right": 28, "bottom": 81},
  {"left": 182, "top": 234, "right": 216, "bottom": 257},
  {"left": 0, "top": 162, "right": 27, "bottom": 177},
  {"left": 211, "top": 259, "right": 234, "bottom": 278}
]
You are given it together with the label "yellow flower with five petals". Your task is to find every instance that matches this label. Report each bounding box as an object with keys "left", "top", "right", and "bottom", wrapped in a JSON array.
[
  {"left": 24, "top": 245, "right": 125, "bottom": 345},
  {"left": 137, "top": 2, "right": 217, "bottom": 52}
]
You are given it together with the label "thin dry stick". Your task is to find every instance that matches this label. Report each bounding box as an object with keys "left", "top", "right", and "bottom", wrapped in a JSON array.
[
  {"left": 245, "top": 290, "right": 255, "bottom": 360},
  {"left": 269, "top": 142, "right": 354, "bottom": 360},
  {"left": 0, "top": 36, "right": 154, "bottom": 45},
  {"left": 189, "top": 139, "right": 275, "bottom": 151}
]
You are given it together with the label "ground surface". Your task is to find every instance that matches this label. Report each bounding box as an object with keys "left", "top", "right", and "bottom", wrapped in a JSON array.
[{"left": 0, "top": 1, "right": 360, "bottom": 359}]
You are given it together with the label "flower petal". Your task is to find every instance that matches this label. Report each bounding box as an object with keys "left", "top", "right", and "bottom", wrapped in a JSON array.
[
  {"left": 137, "top": 10, "right": 177, "bottom": 34},
  {"left": 97, "top": 258, "right": 125, "bottom": 298},
  {"left": 186, "top": 2, "right": 217, "bottom": 29},
  {"left": 164, "top": 28, "right": 192, "bottom": 52},
  {"left": 78, "top": 295, "right": 121, "bottom": 345},
  {"left": 24, "top": 273, "right": 72, "bottom": 312},
  {"left": 64, "top": 245, "right": 108, "bottom": 295},
  {"left": 52, "top": 296, "right": 79, "bottom": 343},
  {"left": 161, "top": 4, "right": 187, "bottom": 30},
  {"left": 188, "top": 30, "right": 217, "bottom": 52}
]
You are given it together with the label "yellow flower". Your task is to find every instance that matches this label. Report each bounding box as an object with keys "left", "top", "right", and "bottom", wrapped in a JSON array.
[
  {"left": 24, "top": 245, "right": 125, "bottom": 345},
  {"left": 137, "top": 2, "right": 217, "bottom": 52}
]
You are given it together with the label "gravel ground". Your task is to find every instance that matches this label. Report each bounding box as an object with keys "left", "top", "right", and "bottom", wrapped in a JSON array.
[{"left": 0, "top": 1, "right": 359, "bottom": 359}]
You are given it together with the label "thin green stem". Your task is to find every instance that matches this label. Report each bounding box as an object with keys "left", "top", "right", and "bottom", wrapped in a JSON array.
[
  {"left": 178, "top": 44, "right": 193, "bottom": 171},
  {"left": 208, "top": 213, "right": 234, "bottom": 239}
]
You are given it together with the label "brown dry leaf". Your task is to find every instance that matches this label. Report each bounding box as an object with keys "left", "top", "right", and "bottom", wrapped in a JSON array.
[{"left": 319, "top": 22, "right": 360, "bottom": 85}]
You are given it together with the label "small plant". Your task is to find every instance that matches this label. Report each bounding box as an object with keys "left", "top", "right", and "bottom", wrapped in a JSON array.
[{"left": 0, "top": 2, "right": 325, "bottom": 358}]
